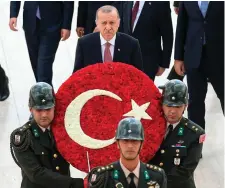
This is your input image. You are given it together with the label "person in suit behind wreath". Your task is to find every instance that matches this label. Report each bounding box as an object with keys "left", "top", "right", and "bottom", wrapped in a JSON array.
[
  {"left": 76, "top": 1, "right": 123, "bottom": 37},
  {"left": 0, "top": 64, "right": 10, "bottom": 101},
  {"left": 9, "top": 1, "right": 74, "bottom": 86},
  {"left": 10, "top": 82, "right": 84, "bottom": 188},
  {"left": 174, "top": 1, "right": 224, "bottom": 129},
  {"left": 73, "top": 5, "right": 143, "bottom": 73},
  {"left": 87, "top": 117, "right": 167, "bottom": 188},
  {"left": 149, "top": 79, "right": 205, "bottom": 188},
  {"left": 122, "top": 1, "right": 173, "bottom": 81}
]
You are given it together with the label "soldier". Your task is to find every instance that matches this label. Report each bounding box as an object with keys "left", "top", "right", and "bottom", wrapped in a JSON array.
[
  {"left": 149, "top": 79, "right": 205, "bottom": 188},
  {"left": 87, "top": 117, "right": 167, "bottom": 188},
  {"left": 10, "top": 82, "right": 84, "bottom": 188}
]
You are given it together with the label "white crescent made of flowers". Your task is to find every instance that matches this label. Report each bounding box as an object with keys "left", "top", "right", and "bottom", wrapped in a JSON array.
[{"left": 65, "top": 89, "right": 122, "bottom": 149}]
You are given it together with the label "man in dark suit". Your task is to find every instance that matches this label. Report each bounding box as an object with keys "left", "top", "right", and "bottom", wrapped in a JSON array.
[
  {"left": 88, "top": 117, "right": 167, "bottom": 188},
  {"left": 10, "top": 82, "right": 83, "bottom": 188},
  {"left": 76, "top": 1, "right": 123, "bottom": 37},
  {"left": 0, "top": 64, "right": 10, "bottom": 101},
  {"left": 9, "top": 1, "right": 74, "bottom": 86},
  {"left": 73, "top": 5, "right": 143, "bottom": 73},
  {"left": 122, "top": 1, "right": 173, "bottom": 81},
  {"left": 174, "top": 1, "right": 224, "bottom": 129},
  {"left": 149, "top": 80, "right": 205, "bottom": 188}
]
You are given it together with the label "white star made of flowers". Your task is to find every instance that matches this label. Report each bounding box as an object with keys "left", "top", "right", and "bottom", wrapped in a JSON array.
[{"left": 123, "top": 99, "right": 152, "bottom": 120}]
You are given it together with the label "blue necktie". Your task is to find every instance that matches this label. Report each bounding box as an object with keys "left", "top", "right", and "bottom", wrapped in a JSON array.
[
  {"left": 200, "top": 1, "right": 208, "bottom": 44},
  {"left": 200, "top": 1, "right": 209, "bottom": 17}
]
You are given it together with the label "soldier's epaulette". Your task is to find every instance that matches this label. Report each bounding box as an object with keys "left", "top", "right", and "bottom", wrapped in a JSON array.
[
  {"left": 183, "top": 118, "right": 205, "bottom": 134},
  {"left": 96, "top": 163, "right": 115, "bottom": 173},
  {"left": 17, "top": 121, "right": 32, "bottom": 132},
  {"left": 146, "top": 163, "right": 163, "bottom": 173}
]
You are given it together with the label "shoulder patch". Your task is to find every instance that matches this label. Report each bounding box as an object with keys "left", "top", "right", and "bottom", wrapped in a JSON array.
[
  {"left": 199, "top": 134, "right": 206, "bottom": 143},
  {"left": 10, "top": 121, "right": 32, "bottom": 152},
  {"left": 88, "top": 165, "right": 114, "bottom": 187}
]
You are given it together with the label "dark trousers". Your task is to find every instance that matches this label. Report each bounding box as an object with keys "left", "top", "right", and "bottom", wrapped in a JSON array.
[
  {"left": 0, "top": 64, "right": 10, "bottom": 101},
  {"left": 24, "top": 19, "right": 61, "bottom": 86},
  {"left": 186, "top": 46, "right": 224, "bottom": 129}
]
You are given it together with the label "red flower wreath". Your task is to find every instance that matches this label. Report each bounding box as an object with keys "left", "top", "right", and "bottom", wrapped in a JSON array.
[{"left": 52, "top": 62, "right": 166, "bottom": 173}]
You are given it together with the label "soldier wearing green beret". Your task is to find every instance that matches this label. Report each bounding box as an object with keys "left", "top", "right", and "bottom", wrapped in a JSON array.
[
  {"left": 87, "top": 117, "right": 167, "bottom": 188},
  {"left": 149, "top": 79, "right": 205, "bottom": 188},
  {"left": 10, "top": 82, "right": 84, "bottom": 188}
]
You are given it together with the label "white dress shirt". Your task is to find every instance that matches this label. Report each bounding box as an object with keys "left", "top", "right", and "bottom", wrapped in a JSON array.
[
  {"left": 120, "top": 160, "right": 140, "bottom": 187},
  {"left": 132, "top": 1, "right": 145, "bottom": 32},
  {"left": 166, "top": 121, "right": 180, "bottom": 130},
  {"left": 100, "top": 33, "right": 116, "bottom": 62},
  {"left": 38, "top": 124, "right": 50, "bottom": 132}
]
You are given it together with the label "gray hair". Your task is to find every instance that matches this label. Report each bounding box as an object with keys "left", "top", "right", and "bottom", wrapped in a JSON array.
[{"left": 95, "top": 5, "right": 120, "bottom": 21}]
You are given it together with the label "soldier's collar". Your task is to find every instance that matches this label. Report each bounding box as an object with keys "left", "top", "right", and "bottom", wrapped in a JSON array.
[
  {"left": 120, "top": 159, "right": 140, "bottom": 179},
  {"left": 167, "top": 121, "right": 180, "bottom": 130},
  {"left": 37, "top": 124, "right": 51, "bottom": 133}
]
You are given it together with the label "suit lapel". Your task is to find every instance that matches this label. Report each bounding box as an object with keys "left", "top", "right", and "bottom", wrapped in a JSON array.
[
  {"left": 113, "top": 33, "right": 121, "bottom": 62},
  {"left": 193, "top": 1, "right": 204, "bottom": 20},
  {"left": 205, "top": 1, "right": 212, "bottom": 19},
  {"left": 94, "top": 32, "right": 103, "bottom": 63},
  {"left": 133, "top": 2, "right": 148, "bottom": 33}
]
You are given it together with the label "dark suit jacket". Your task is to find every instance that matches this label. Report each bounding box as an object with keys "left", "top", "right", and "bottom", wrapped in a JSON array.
[
  {"left": 88, "top": 161, "right": 167, "bottom": 188},
  {"left": 122, "top": 1, "right": 173, "bottom": 78},
  {"left": 73, "top": 32, "right": 143, "bottom": 72},
  {"left": 77, "top": 1, "right": 123, "bottom": 34},
  {"left": 149, "top": 117, "right": 205, "bottom": 188},
  {"left": 174, "top": 1, "right": 224, "bottom": 71},
  {"left": 10, "top": 1, "right": 74, "bottom": 34}
]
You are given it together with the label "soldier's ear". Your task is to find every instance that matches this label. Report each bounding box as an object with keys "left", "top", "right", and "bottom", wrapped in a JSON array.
[{"left": 116, "top": 140, "right": 120, "bottom": 149}]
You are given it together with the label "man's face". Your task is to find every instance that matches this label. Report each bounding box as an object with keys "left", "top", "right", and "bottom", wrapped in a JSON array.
[
  {"left": 117, "top": 140, "right": 142, "bottom": 160},
  {"left": 96, "top": 10, "right": 120, "bottom": 41},
  {"left": 30, "top": 107, "right": 54, "bottom": 128},
  {"left": 162, "top": 104, "right": 186, "bottom": 124}
]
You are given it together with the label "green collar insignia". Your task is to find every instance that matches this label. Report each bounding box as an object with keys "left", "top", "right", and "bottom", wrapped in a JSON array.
[
  {"left": 144, "top": 170, "right": 150, "bottom": 180},
  {"left": 178, "top": 127, "right": 184, "bottom": 136},
  {"left": 113, "top": 170, "right": 119, "bottom": 180},
  {"left": 33, "top": 129, "right": 39, "bottom": 137}
]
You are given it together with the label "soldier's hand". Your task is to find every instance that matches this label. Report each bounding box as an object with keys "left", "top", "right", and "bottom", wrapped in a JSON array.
[
  {"left": 61, "top": 29, "right": 71, "bottom": 41},
  {"left": 156, "top": 67, "right": 165, "bottom": 76},
  {"left": 174, "top": 7, "right": 179, "bottom": 15},
  {"left": 9, "top": 17, "right": 18, "bottom": 31},
  {"left": 174, "top": 60, "right": 185, "bottom": 76},
  {"left": 70, "top": 178, "right": 84, "bottom": 188},
  {"left": 76, "top": 27, "right": 84, "bottom": 37}
]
